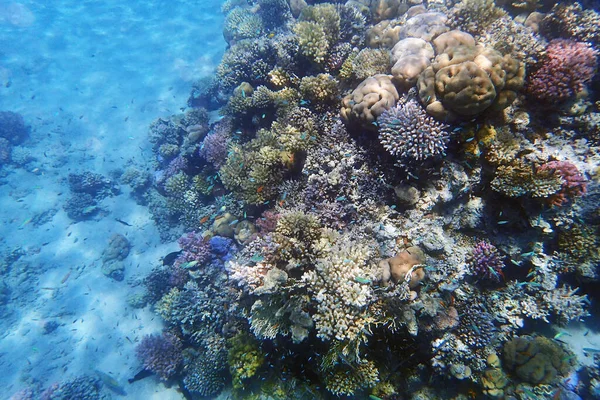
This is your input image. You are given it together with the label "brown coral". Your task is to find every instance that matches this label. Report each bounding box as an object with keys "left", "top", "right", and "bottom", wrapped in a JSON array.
[
  {"left": 340, "top": 74, "right": 399, "bottom": 126},
  {"left": 379, "top": 246, "right": 426, "bottom": 288}
]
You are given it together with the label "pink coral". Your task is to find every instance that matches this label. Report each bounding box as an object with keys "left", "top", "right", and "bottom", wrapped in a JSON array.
[
  {"left": 537, "top": 161, "right": 587, "bottom": 206},
  {"left": 527, "top": 39, "right": 598, "bottom": 103},
  {"left": 174, "top": 231, "right": 212, "bottom": 268}
]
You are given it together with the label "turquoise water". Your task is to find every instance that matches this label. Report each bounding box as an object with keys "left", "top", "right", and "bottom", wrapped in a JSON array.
[{"left": 1, "top": 1, "right": 599, "bottom": 399}]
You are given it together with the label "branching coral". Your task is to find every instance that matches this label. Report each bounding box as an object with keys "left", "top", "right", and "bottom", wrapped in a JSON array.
[
  {"left": 302, "top": 232, "right": 379, "bottom": 342},
  {"left": 527, "top": 39, "right": 598, "bottom": 104},
  {"left": 448, "top": 0, "right": 506, "bottom": 36},
  {"left": 378, "top": 93, "right": 449, "bottom": 165},
  {"left": 135, "top": 332, "right": 183, "bottom": 380},
  {"left": 469, "top": 241, "right": 504, "bottom": 281},
  {"left": 536, "top": 160, "right": 587, "bottom": 206}
]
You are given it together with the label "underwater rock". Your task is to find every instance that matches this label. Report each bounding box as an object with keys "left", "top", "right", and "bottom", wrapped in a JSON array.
[
  {"left": 101, "top": 260, "right": 125, "bottom": 281},
  {"left": 394, "top": 183, "right": 420, "bottom": 207},
  {"left": 102, "top": 234, "right": 131, "bottom": 263}
]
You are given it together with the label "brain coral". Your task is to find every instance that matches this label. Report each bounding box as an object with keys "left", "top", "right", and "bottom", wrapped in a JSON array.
[
  {"left": 417, "top": 30, "right": 525, "bottom": 121},
  {"left": 340, "top": 74, "right": 399, "bottom": 126}
]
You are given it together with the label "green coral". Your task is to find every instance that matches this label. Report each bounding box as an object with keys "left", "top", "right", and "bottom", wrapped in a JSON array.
[
  {"left": 299, "top": 74, "right": 340, "bottom": 106},
  {"left": 323, "top": 358, "right": 380, "bottom": 396},
  {"left": 294, "top": 21, "right": 329, "bottom": 64},
  {"left": 299, "top": 3, "right": 340, "bottom": 43},
  {"left": 272, "top": 211, "right": 322, "bottom": 267},
  {"left": 348, "top": 48, "right": 390, "bottom": 80},
  {"left": 227, "top": 332, "right": 265, "bottom": 390}
]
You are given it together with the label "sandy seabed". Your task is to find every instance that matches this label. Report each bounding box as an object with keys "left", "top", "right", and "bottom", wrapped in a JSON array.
[{"left": 0, "top": 1, "right": 225, "bottom": 398}]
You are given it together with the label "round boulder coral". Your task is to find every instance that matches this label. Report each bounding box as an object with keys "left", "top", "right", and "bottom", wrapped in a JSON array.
[
  {"left": 390, "top": 38, "right": 435, "bottom": 88},
  {"left": 340, "top": 74, "right": 399, "bottom": 126},
  {"left": 417, "top": 30, "right": 525, "bottom": 121}
]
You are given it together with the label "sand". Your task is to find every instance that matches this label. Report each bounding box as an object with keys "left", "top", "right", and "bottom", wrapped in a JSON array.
[{"left": 0, "top": 1, "right": 225, "bottom": 397}]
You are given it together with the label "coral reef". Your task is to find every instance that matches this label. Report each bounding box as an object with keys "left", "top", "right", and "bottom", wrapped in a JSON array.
[
  {"left": 0, "top": 110, "right": 29, "bottom": 144},
  {"left": 340, "top": 74, "right": 399, "bottom": 125}
]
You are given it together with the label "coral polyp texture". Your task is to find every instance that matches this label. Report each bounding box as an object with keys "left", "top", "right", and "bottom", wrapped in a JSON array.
[{"left": 130, "top": 1, "right": 600, "bottom": 399}]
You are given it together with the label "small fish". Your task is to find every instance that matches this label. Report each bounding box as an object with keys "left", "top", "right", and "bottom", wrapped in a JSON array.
[
  {"left": 95, "top": 370, "right": 127, "bottom": 396},
  {"left": 354, "top": 276, "right": 371, "bottom": 284},
  {"left": 199, "top": 215, "right": 210, "bottom": 224},
  {"left": 257, "top": 186, "right": 264, "bottom": 193},
  {"left": 497, "top": 220, "right": 509, "bottom": 225},
  {"left": 115, "top": 218, "right": 132, "bottom": 227},
  {"left": 182, "top": 260, "right": 199, "bottom": 268},
  {"left": 583, "top": 348, "right": 600, "bottom": 353},
  {"left": 61, "top": 271, "right": 72, "bottom": 284},
  {"left": 553, "top": 332, "right": 570, "bottom": 340},
  {"left": 369, "top": 396, "right": 383, "bottom": 400},
  {"left": 82, "top": 206, "right": 97, "bottom": 214},
  {"left": 465, "top": 137, "right": 475, "bottom": 142},
  {"left": 335, "top": 196, "right": 346, "bottom": 201},
  {"left": 241, "top": 89, "right": 246, "bottom": 98},
  {"left": 19, "top": 218, "right": 32, "bottom": 228},
  {"left": 228, "top": 219, "right": 239, "bottom": 226},
  {"left": 261, "top": 113, "right": 266, "bottom": 118},
  {"left": 162, "top": 251, "right": 182, "bottom": 266},
  {"left": 128, "top": 368, "right": 153, "bottom": 384}
]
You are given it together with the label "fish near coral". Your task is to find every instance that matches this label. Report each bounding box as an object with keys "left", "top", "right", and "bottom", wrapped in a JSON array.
[{"left": 379, "top": 246, "right": 426, "bottom": 288}]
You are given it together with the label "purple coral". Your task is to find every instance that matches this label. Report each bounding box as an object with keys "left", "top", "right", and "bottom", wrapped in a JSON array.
[
  {"left": 174, "top": 231, "right": 212, "bottom": 268},
  {"left": 378, "top": 97, "right": 449, "bottom": 164},
  {"left": 158, "top": 155, "right": 188, "bottom": 186},
  {"left": 527, "top": 39, "right": 598, "bottom": 103},
  {"left": 135, "top": 332, "right": 183, "bottom": 380},
  {"left": 469, "top": 241, "right": 504, "bottom": 281},
  {"left": 537, "top": 160, "right": 587, "bottom": 206},
  {"left": 199, "top": 127, "right": 231, "bottom": 169}
]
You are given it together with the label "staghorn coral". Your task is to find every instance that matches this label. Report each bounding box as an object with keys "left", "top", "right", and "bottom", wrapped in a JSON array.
[
  {"left": 478, "top": 17, "right": 546, "bottom": 66},
  {"left": 377, "top": 93, "right": 449, "bottom": 166},
  {"left": 219, "top": 132, "right": 286, "bottom": 205},
  {"left": 417, "top": 30, "right": 525, "bottom": 121},
  {"left": 340, "top": 74, "right": 399, "bottom": 126},
  {"left": 299, "top": 73, "right": 340, "bottom": 106},
  {"left": 490, "top": 160, "right": 563, "bottom": 199},
  {"left": 302, "top": 232, "right": 379, "bottom": 342},
  {"left": 181, "top": 341, "right": 227, "bottom": 397},
  {"left": 293, "top": 21, "right": 328, "bottom": 65},
  {"left": 135, "top": 332, "right": 183, "bottom": 380},
  {"left": 527, "top": 39, "right": 598, "bottom": 104},
  {"left": 345, "top": 48, "right": 390, "bottom": 81},
  {"left": 323, "top": 358, "right": 380, "bottom": 396}
]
